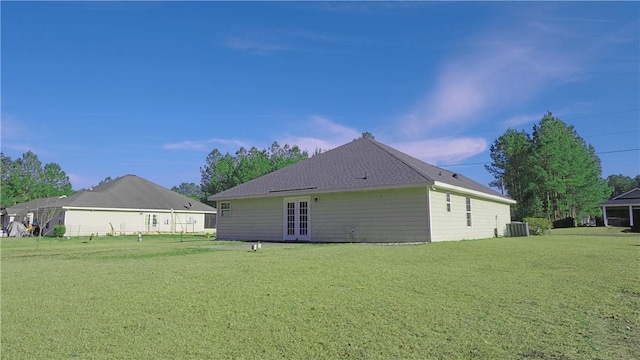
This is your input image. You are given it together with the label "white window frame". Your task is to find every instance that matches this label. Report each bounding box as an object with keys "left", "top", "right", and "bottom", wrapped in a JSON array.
[
  {"left": 446, "top": 192, "right": 451, "bottom": 212},
  {"left": 466, "top": 197, "right": 472, "bottom": 227},
  {"left": 220, "top": 201, "right": 231, "bottom": 218}
]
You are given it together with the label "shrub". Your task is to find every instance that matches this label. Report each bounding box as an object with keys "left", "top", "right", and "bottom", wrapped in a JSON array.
[
  {"left": 52, "top": 225, "right": 66, "bottom": 238},
  {"left": 524, "top": 217, "right": 551, "bottom": 235}
]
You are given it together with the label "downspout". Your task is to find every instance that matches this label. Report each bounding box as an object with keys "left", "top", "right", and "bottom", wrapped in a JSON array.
[{"left": 171, "top": 208, "right": 174, "bottom": 233}]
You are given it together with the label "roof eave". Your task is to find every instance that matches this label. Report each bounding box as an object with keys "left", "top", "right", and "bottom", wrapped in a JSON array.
[
  {"left": 432, "top": 181, "right": 516, "bottom": 204},
  {"left": 62, "top": 206, "right": 216, "bottom": 213}
]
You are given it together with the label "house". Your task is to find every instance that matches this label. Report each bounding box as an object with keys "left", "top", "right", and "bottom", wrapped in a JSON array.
[
  {"left": 2, "top": 196, "right": 63, "bottom": 232},
  {"left": 208, "top": 138, "right": 515, "bottom": 243},
  {"left": 599, "top": 188, "right": 640, "bottom": 227},
  {"left": 2, "top": 175, "right": 217, "bottom": 236}
]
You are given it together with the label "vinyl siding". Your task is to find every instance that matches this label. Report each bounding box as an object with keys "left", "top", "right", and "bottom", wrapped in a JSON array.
[
  {"left": 215, "top": 197, "right": 282, "bottom": 241},
  {"left": 312, "top": 187, "right": 429, "bottom": 243},
  {"left": 429, "top": 189, "right": 511, "bottom": 241},
  {"left": 216, "top": 187, "right": 430, "bottom": 243},
  {"left": 64, "top": 209, "right": 210, "bottom": 236}
]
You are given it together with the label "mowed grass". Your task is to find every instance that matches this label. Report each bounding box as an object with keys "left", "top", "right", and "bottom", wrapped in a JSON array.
[{"left": 1, "top": 229, "right": 638, "bottom": 359}]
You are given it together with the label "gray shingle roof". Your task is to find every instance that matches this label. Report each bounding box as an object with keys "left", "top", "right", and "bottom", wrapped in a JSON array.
[
  {"left": 209, "top": 138, "right": 511, "bottom": 201},
  {"left": 6, "top": 175, "right": 216, "bottom": 213},
  {"left": 4, "top": 197, "right": 65, "bottom": 216},
  {"left": 599, "top": 188, "right": 640, "bottom": 206}
]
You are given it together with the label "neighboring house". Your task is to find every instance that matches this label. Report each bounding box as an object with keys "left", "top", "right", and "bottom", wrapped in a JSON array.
[
  {"left": 2, "top": 196, "right": 63, "bottom": 230},
  {"left": 209, "top": 138, "right": 515, "bottom": 243},
  {"left": 599, "top": 188, "right": 640, "bottom": 227},
  {"left": 2, "top": 175, "right": 217, "bottom": 236}
]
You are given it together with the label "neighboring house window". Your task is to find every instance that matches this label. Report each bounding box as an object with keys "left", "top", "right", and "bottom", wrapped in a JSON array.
[
  {"left": 466, "top": 197, "right": 472, "bottom": 227},
  {"left": 220, "top": 202, "right": 231, "bottom": 217},
  {"left": 204, "top": 213, "right": 216, "bottom": 229},
  {"left": 446, "top": 192, "right": 451, "bottom": 212}
]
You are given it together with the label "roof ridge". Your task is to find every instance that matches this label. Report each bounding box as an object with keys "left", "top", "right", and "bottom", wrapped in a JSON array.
[{"left": 365, "top": 138, "right": 433, "bottom": 182}]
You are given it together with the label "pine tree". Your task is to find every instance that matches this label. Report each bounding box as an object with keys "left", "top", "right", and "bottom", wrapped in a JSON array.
[{"left": 487, "top": 112, "right": 610, "bottom": 223}]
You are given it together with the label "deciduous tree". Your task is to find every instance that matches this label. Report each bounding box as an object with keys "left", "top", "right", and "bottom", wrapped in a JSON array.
[
  {"left": 200, "top": 142, "right": 308, "bottom": 202},
  {"left": 0, "top": 151, "right": 73, "bottom": 207},
  {"left": 171, "top": 183, "right": 203, "bottom": 201},
  {"left": 606, "top": 174, "right": 637, "bottom": 197}
]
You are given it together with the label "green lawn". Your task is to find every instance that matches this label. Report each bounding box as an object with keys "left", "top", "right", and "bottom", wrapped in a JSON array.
[{"left": 1, "top": 229, "right": 638, "bottom": 359}]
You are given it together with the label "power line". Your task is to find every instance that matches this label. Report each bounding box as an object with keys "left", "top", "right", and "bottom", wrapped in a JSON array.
[
  {"left": 597, "top": 148, "right": 640, "bottom": 155},
  {"left": 440, "top": 148, "right": 640, "bottom": 168}
]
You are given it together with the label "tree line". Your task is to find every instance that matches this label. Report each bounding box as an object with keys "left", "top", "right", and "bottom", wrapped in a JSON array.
[
  {"left": 3, "top": 127, "right": 638, "bottom": 226},
  {"left": 198, "top": 142, "right": 309, "bottom": 203},
  {"left": 1, "top": 151, "right": 74, "bottom": 207},
  {"left": 486, "top": 112, "right": 617, "bottom": 222}
]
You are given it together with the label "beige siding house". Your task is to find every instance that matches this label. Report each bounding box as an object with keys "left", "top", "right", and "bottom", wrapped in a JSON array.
[
  {"left": 3, "top": 175, "right": 216, "bottom": 237},
  {"left": 210, "top": 138, "right": 515, "bottom": 243}
]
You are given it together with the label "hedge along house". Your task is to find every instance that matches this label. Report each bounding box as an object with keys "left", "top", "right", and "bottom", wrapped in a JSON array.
[
  {"left": 599, "top": 188, "right": 640, "bottom": 227},
  {"left": 3, "top": 175, "right": 217, "bottom": 236},
  {"left": 209, "top": 138, "right": 515, "bottom": 243}
]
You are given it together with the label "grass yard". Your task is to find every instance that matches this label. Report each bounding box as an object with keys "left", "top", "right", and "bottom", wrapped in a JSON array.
[{"left": 1, "top": 229, "right": 638, "bottom": 359}]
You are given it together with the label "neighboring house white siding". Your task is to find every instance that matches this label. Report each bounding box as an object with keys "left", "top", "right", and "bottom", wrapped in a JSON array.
[
  {"left": 64, "top": 209, "right": 210, "bottom": 236},
  {"left": 429, "top": 189, "right": 511, "bottom": 242},
  {"left": 216, "top": 197, "right": 283, "bottom": 241},
  {"left": 312, "top": 187, "right": 429, "bottom": 243}
]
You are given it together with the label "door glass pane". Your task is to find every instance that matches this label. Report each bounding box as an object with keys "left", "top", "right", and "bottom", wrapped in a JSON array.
[
  {"left": 299, "top": 201, "right": 308, "bottom": 236},
  {"left": 287, "top": 202, "right": 295, "bottom": 235}
]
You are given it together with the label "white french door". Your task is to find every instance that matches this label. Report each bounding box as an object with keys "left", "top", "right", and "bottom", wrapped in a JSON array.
[
  {"left": 144, "top": 213, "right": 158, "bottom": 232},
  {"left": 283, "top": 197, "right": 310, "bottom": 241}
]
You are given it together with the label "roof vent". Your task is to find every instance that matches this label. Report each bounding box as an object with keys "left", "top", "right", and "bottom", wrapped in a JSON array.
[{"left": 452, "top": 173, "right": 458, "bottom": 179}]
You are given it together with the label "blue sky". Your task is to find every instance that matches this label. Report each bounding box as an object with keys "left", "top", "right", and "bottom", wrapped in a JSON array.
[{"left": 2, "top": 2, "right": 639, "bottom": 191}]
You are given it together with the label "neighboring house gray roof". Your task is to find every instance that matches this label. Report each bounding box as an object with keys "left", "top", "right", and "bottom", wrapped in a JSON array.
[
  {"left": 5, "top": 175, "right": 216, "bottom": 213},
  {"left": 210, "top": 138, "right": 512, "bottom": 201},
  {"left": 600, "top": 188, "right": 640, "bottom": 207},
  {"left": 4, "top": 197, "right": 65, "bottom": 216}
]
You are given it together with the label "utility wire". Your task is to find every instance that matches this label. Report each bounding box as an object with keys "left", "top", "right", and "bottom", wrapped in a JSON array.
[{"left": 441, "top": 148, "right": 640, "bottom": 168}]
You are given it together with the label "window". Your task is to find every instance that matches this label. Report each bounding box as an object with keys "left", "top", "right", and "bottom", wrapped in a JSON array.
[
  {"left": 204, "top": 214, "right": 216, "bottom": 229},
  {"left": 220, "top": 202, "right": 231, "bottom": 217},
  {"left": 466, "top": 197, "right": 472, "bottom": 227},
  {"left": 446, "top": 192, "right": 451, "bottom": 212}
]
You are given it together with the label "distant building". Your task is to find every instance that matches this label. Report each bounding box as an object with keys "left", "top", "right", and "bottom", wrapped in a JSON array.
[
  {"left": 600, "top": 188, "right": 640, "bottom": 227},
  {"left": 2, "top": 175, "right": 216, "bottom": 236}
]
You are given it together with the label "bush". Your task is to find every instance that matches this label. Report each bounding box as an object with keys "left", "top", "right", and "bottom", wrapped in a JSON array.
[
  {"left": 52, "top": 225, "right": 66, "bottom": 238},
  {"left": 524, "top": 217, "right": 552, "bottom": 235}
]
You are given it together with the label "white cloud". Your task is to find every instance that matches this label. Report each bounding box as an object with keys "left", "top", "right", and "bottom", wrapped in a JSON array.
[
  {"left": 399, "top": 19, "right": 591, "bottom": 137},
  {"left": 222, "top": 36, "right": 290, "bottom": 55},
  {"left": 163, "top": 138, "right": 246, "bottom": 151},
  {"left": 503, "top": 113, "right": 543, "bottom": 128},
  {"left": 281, "top": 116, "right": 486, "bottom": 165},
  {"left": 390, "top": 137, "right": 487, "bottom": 165},
  {"left": 281, "top": 116, "right": 361, "bottom": 153}
]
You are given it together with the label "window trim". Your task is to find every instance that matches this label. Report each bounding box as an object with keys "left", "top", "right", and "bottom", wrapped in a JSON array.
[
  {"left": 219, "top": 201, "right": 231, "bottom": 218},
  {"left": 446, "top": 192, "right": 451, "bottom": 212}
]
